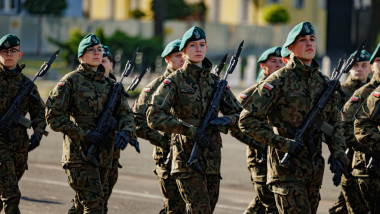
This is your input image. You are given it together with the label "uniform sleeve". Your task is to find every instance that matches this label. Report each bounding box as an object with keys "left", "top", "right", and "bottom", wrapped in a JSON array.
[
  {"left": 219, "top": 88, "right": 242, "bottom": 125},
  {"left": 115, "top": 91, "right": 135, "bottom": 137},
  {"left": 131, "top": 88, "right": 168, "bottom": 148},
  {"left": 341, "top": 98, "right": 360, "bottom": 149},
  {"left": 239, "top": 78, "right": 290, "bottom": 152},
  {"left": 28, "top": 84, "right": 47, "bottom": 137},
  {"left": 45, "top": 79, "right": 89, "bottom": 142},
  {"left": 354, "top": 93, "right": 380, "bottom": 152},
  {"left": 147, "top": 79, "right": 197, "bottom": 138}
]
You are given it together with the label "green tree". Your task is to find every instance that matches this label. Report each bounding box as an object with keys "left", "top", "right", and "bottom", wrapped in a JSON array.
[
  {"left": 23, "top": 0, "right": 67, "bottom": 16},
  {"left": 262, "top": 4, "right": 290, "bottom": 24}
]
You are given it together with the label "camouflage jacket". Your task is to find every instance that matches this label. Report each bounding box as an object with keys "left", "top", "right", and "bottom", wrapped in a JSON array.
[
  {"left": 45, "top": 63, "right": 135, "bottom": 168},
  {"left": 337, "top": 75, "right": 369, "bottom": 110},
  {"left": 231, "top": 79, "right": 267, "bottom": 182},
  {"left": 239, "top": 56, "right": 347, "bottom": 183},
  {"left": 132, "top": 67, "right": 174, "bottom": 178},
  {"left": 0, "top": 63, "right": 46, "bottom": 152},
  {"left": 354, "top": 83, "right": 380, "bottom": 177},
  {"left": 147, "top": 58, "right": 242, "bottom": 175}
]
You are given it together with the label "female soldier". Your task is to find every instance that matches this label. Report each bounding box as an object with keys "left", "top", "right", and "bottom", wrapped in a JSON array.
[
  {"left": 147, "top": 26, "right": 242, "bottom": 214},
  {"left": 46, "top": 33, "right": 134, "bottom": 213}
]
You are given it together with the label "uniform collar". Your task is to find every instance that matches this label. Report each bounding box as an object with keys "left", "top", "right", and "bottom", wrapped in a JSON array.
[
  {"left": 286, "top": 55, "right": 319, "bottom": 78},
  {"left": 345, "top": 75, "right": 368, "bottom": 86},
  {"left": 182, "top": 58, "right": 212, "bottom": 80},
  {"left": 370, "top": 73, "right": 380, "bottom": 84},
  {"left": 164, "top": 66, "right": 175, "bottom": 78},
  {"left": 78, "top": 62, "right": 105, "bottom": 81},
  {"left": 0, "top": 63, "right": 23, "bottom": 77}
]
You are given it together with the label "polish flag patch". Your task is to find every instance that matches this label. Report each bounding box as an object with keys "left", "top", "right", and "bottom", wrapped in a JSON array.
[
  {"left": 163, "top": 79, "right": 172, "bottom": 84},
  {"left": 143, "top": 87, "right": 151, "bottom": 92},
  {"left": 264, "top": 83, "right": 274, "bottom": 91},
  {"left": 351, "top": 96, "right": 359, "bottom": 102},
  {"left": 373, "top": 91, "right": 380, "bottom": 98},
  {"left": 226, "top": 85, "right": 230, "bottom": 90},
  {"left": 240, "top": 93, "right": 248, "bottom": 99},
  {"left": 58, "top": 81, "right": 65, "bottom": 86}
]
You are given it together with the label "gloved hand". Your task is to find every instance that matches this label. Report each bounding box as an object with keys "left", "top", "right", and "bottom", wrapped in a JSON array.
[
  {"left": 129, "top": 138, "right": 140, "bottom": 153},
  {"left": 194, "top": 129, "right": 214, "bottom": 151},
  {"left": 114, "top": 131, "right": 130, "bottom": 150},
  {"left": 209, "top": 116, "right": 232, "bottom": 126},
  {"left": 86, "top": 131, "right": 107, "bottom": 147},
  {"left": 28, "top": 133, "right": 41, "bottom": 152},
  {"left": 328, "top": 155, "right": 350, "bottom": 186},
  {"left": 287, "top": 139, "right": 303, "bottom": 156}
]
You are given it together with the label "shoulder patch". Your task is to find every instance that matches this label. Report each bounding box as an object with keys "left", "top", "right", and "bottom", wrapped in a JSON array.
[
  {"left": 372, "top": 91, "right": 380, "bottom": 98},
  {"left": 350, "top": 96, "right": 359, "bottom": 102},
  {"left": 240, "top": 93, "right": 248, "bottom": 99},
  {"left": 163, "top": 79, "right": 172, "bottom": 84},
  {"left": 58, "top": 81, "right": 66, "bottom": 86},
  {"left": 143, "top": 87, "right": 151, "bottom": 92},
  {"left": 264, "top": 83, "right": 274, "bottom": 91},
  {"left": 226, "top": 85, "right": 230, "bottom": 90}
]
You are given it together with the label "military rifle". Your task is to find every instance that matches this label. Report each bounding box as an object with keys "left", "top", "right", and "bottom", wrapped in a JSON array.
[
  {"left": 211, "top": 54, "right": 228, "bottom": 76},
  {"left": 0, "top": 49, "right": 60, "bottom": 141},
  {"left": 86, "top": 47, "right": 139, "bottom": 166},
  {"left": 187, "top": 41, "right": 244, "bottom": 172},
  {"left": 280, "top": 41, "right": 366, "bottom": 185}
]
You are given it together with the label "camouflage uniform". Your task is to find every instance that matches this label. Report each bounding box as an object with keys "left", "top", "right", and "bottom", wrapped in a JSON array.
[
  {"left": 329, "top": 75, "right": 372, "bottom": 214},
  {"left": 231, "top": 79, "right": 277, "bottom": 214},
  {"left": 46, "top": 63, "right": 135, "bottom": 213},
  {"left": 239, "top": 55, "right": 347, "bottom": 214},
  {"left": 353, "top": 83, "right": 380, "bottom": 213},
  {"left": 147, "top": 58, "right": 241, "bottom": 213},
  {"left": 132, "top": 67, "right": 186, "bottom": 214},
  {"left": 0, "top": 62, "right": 46, "bottom": 213}
]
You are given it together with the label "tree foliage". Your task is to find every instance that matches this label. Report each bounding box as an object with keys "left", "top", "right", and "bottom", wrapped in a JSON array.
[
  {"left": 23, "top": 0, "right": 67, "bottom": 16},
  {"left": 262, "top": 4, "right": 290, "bottom": 24}
]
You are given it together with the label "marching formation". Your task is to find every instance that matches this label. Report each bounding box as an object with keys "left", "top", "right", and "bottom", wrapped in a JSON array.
[{"left": 0, "top": 21, "right": 379, "bottom": 214}]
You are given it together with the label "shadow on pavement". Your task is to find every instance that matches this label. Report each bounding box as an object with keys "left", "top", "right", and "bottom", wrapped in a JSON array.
[{"left": 21, "top": 196, "right": 62, "bottom": 204}]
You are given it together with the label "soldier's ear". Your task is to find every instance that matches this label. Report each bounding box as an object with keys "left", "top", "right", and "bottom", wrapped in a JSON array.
[
  {"left": 259, "top": 62, "right": 265, "bottom": 69},
  {"left": 164, "top": 56, "right": 170, "bottom": 64}
]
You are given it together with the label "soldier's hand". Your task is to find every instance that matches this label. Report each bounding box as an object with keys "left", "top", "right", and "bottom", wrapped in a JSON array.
[
  {"left": 114, "top": 131, "right": 130, "bottom": 150},
  {"left": 129, "top": 138, "right": 140, "bottom": 153},
  {"left": 288, "top": 139, "right": 303, "bottom": 156},
  {"left": 86, "top": 131, "right": 107, "bottom": 147},
  {"left": 209, "top": 116, "right": 232, "bottom": 126},
  {"left": 194, "top": 129, "right": 213, "bottom": 149},
  {"left": 28, "top": 133, "right": 41, "bottom": 152}
]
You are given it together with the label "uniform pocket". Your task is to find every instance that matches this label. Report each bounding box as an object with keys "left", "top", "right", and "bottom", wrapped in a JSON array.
[{"left": 271, "top": 184, "right": 289, "bottom": 196}]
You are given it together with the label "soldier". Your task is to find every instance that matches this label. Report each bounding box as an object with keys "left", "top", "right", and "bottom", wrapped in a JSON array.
[
  {"left": 46, "top": 33, "right": 135, "bottom": 213},
  {"left": 239, "top": 22, "right": 348, "bottom": 214},
  {"left": 132, "top": 39, "right": 186, "bottom": 214},
  {"left": 0, "top": 34, "right": 47, "bottom": 213},
  {"left": 232, "top": 47, "right": 283, "bottom": 214},
  {"left": 329, "top": 50, "right": 371, "bottom": 214},
  {"left": 146, "top": 26, "right": 242, "bottom": 213},
  {"left": 348, "top": 43, "right": 380, "bottom": 213}
]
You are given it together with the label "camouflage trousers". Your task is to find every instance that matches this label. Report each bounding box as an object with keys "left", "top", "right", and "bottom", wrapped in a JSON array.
[
  {"left": 328, "top": 174, "right": 368, "bottom": 214},
  {"left": 357, "top": 177, "right": 380, "bottom": 213},
  {"left": 64, "top": 163, "right": 109, "bottom": 214},
  {"left": 175, "top": 172, "right": 220, "bottom": 214},
  {"left": 245, "top": 181, "right": 278, "bottom": 214},
  {"left": 156, "top": 168, "right": 186, "bottom": 214},
  {"left": 103, "top": 158, "right": 121, "bottom": 214},
  {"left": 0, "top": 149, "right": 28, "bottom": 214}
]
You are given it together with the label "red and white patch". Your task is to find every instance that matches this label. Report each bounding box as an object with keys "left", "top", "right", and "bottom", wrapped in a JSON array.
[
  {"left": 58, "top": 81, "right": 65, "bottom": 86},
  {"left": 226, "top": 85, "right": 230, "bottom": 90},
  {"left": 372, "top": 91, "right": 380, "bottom": 98},
  {"left": 264, "top": 83, "right": 274, "bottom": 91},
  {"left": 240, "top": 93, "right": 248, "bottom": 99},
  {"left": 163, "top": 79, "right": 172, "bottom": 84},
  {"left": 143, "top": 87, "right": 151, "bottom": 92},
  {"left": 351, "top": 96, "right": 359, "bottom": 102}
]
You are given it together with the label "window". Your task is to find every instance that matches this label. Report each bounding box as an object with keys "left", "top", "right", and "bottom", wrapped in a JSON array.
[
  {"left": 267, "top": 0, "right": 280, "bottom": 4},
  {"left": 0, "top": 0, "right": 19, "bottom": 14},
  {"left": 293, "top": 0, "right": 304, "bottom": 9},
  {"left": 319, "top": 0, "right": 326, "bottom": 9}
]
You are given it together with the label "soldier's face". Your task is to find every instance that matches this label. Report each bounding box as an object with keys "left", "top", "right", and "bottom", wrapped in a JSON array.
[
  {"left": 81, "top": 44, "right": 103, "bottom": 67},
  {"left": 372, "top": 57, "right": 380, "bottom": 74},
  {"left": 350, "top": 61, "right": 371, "bottom": 82},
  {"left": 165, "top": 52, "right": 185, "bottom": 70},
  {"left": 0, "top": 46, "right": 22, "bottom": 70},
  {"left": 260, "top": 56, "right": 284, "bottom": 76},
  {"left": 102, "top": 56, "right": 113, "bottom": 77},
  {"left": 182, "top": 39, "right": 207, "bottom": 64},
  {"left": 288, "top": 35, "right": 316, "bottom": 66}
]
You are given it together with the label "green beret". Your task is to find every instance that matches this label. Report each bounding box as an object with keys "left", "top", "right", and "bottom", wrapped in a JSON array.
[
  {"left": 161, "top": 39, "right": 182, "bottom": 57},
  {"left": 350, "top": 49, "right": 371, "bottom": 62},
  {"left": 0, "top": 34, "right": 20, "bottom": 50},
  {"left": 281, "top": 46, "right": 290, "bottom": 58},
  {"left": 258, "top": 46, "right": 282, "bottom": 63},
  {"left": 78, "top": 33, "right": 101, "bottom": 58},
  {"left": 283, "top": 22, "right": 315, "bottom": 48},
  {"left": 179, "top": 26, "right": 206, "bottom": 51},
  {"left": 370, "top": 43, "right": 380, "bottom": 64},
  {"left": 102, "top": 45, "right": 111, "bottom": 57}
]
